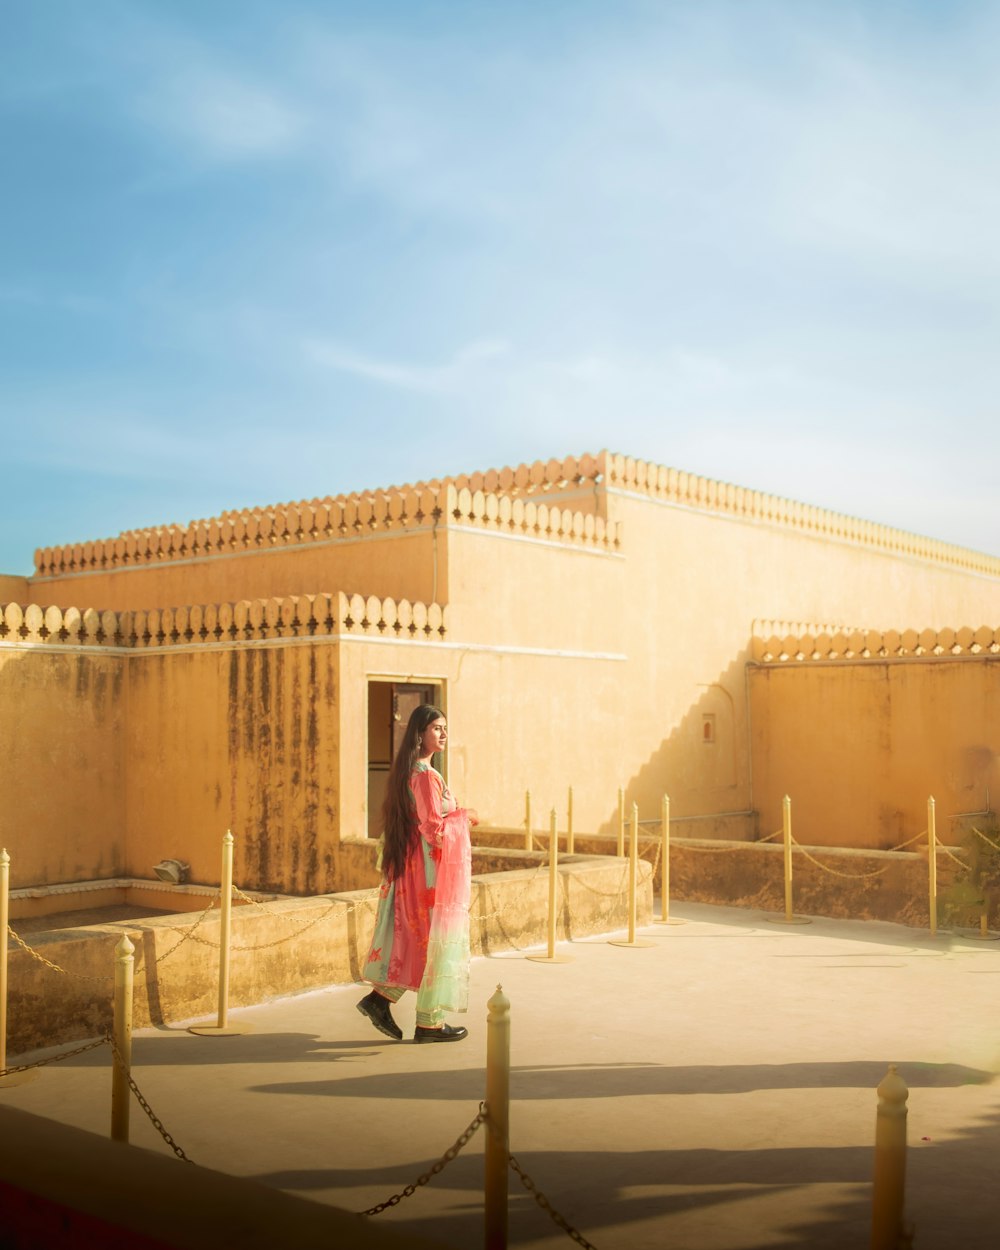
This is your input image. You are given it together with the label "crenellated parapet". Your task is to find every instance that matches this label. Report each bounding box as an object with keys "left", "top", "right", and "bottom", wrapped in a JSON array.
[
  {"left": 33, "top": 467, "right": 620, "bottom": 578},
  {"left": 752, "top": 621, "right": 1000, "bottom": 663},
  {"left": 0, "top": 594, "right": 448, "bottom": 649},
  {"left": 601, "top": 452, "right": 1000, "bottom": 578},
  {"left": 31, "top": 446, "right": 1000, "bottom": 580}
]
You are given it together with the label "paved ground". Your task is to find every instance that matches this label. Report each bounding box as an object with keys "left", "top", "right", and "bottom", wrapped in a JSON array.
[{"left": 4, "top": 902, "right": 1000, "bottom": 1249}]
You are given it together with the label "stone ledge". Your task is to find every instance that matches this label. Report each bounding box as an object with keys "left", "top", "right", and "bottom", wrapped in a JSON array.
[{"left": 6, "top": 855, "right": 650, "bottom": 1054}]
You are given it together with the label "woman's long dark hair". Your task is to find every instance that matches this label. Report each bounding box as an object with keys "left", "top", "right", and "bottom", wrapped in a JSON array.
[{"left": 381, "top": 703, "right": 444, "bottom": 881}]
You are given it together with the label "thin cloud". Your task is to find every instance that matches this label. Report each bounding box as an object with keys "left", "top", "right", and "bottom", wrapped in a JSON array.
[
  {"left": 135, "top": 68, "right": 303, "bottom": 160},
  {"left": 305, "top": 338, "right": 510, "bottom": 394}
]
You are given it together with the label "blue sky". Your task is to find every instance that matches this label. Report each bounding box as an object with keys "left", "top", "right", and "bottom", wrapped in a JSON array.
[{"left": 2, "top": 0, "right": 998, "bottom": 576}]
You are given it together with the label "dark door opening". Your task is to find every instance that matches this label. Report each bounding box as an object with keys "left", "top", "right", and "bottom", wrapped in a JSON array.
[{"left": 367, "top": 681, "right": 441, "bottom": 836}]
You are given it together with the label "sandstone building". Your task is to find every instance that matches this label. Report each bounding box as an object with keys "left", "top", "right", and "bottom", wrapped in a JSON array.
[{"left": 2, "top": 450, "right": 998, "bottom": 898}]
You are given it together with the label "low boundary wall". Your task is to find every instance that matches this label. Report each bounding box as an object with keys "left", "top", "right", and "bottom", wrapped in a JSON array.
[
  {"left": 6, "top": 853, "right": 650, "bottom": 1054},
  {"left": 475, "top": 827, "right": 962, "bottom": 929}
]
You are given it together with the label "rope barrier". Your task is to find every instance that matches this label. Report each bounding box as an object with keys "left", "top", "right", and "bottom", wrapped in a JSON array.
[
  {"left": 789, "top": 837, "right": 891, "bottom": 880},
  {"left": 938, "top": 845, "right": 967, "bottom": 867},
  {"left": 971, "top": 826, "right": 1000, "bottom": 854},
  {"left": 887, "top": 829, "right": 928, "bottom": 853}
]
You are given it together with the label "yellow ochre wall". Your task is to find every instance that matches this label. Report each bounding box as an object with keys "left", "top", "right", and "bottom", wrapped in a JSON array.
[
  {"left": 123, "top": 642, "right": 342, "bottom": 893},
  {"left": 586, "top": 480, "right": 1000, "bottom": 833},
  {"left": 0, "top": 648, "right": 125, "bottom": 888},
  {"left": 750, "top": 654, "right": 1000, "bottom": 847},
  {"left": 4, "top": 450, "right": 1000, "bottom": 890},
  {"left": 27, "top": 529, "right": 441, "bottom": 613}
]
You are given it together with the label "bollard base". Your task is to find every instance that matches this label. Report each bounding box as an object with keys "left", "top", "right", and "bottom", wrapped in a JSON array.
[
  {"left": 653, "top": 918, "right": 686, "bottom": 926},
  {"left": 0, "top": 1069, "right": 41, "bottom": 1089},
  {"left": 766, "top": 915, "right": 811, "bottom": 925},
  {"left": 609, "top": 938, "right": 656, "bottom": 948},
  {"left": 526, "top": 953, "right": 574, "bottom": 964},
  {"left": 187, "top": 1023, "right": 253, "bottom": 1036}
]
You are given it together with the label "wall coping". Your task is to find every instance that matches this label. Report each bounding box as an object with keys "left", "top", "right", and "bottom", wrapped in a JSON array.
[
  {"left": 752, "top": 621, "right": 1000, "bottom": 663},
  {"left": 0, "top": 592, "right": 449, "bottom": 649},
  {"left": 34, "top": 447, "right": 1000, "bottom": 581},
  {"left": 33, "top": 471, "right": 621, "bottom": 577}
]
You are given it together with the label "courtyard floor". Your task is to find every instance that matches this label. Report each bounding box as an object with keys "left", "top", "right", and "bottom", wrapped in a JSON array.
[{"left": 4, "top": 901, "right": 1000, "bottom": 1249}]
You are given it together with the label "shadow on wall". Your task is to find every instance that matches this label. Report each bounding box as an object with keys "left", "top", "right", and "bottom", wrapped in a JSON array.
[{"left": 607, "top": 647, "right": 755, "bottom": 841}]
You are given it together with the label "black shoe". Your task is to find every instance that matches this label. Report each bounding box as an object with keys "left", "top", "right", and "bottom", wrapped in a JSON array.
[
  {"left": 357, "top": 991, "right": 403, "bottom": 1041},
  {"left": 414, "top": 1023, "right": 468, "bottom": 1043}
]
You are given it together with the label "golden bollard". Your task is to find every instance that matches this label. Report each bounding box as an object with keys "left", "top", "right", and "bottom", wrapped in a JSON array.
[
  {"left": 484, "top": 985, "right": 510, "bottom": 1250},
  {"left": 927, "top": 796, "right": 938, "bottom": 936},
  {"left": 611, "top": 803, "right": 654, "bottom": 949},
  {"left": 617, "top": 787, "right": 625, "bottom": 857},
  {"left": 566, "top": 786, "right": 574, "bottom": 855},
  {"left": 871, "top": 1064, "right": 910, "bottom": 1250},
  {"left": 111, "top": 933, "right": 134, "bottom": 1142},
  {"left": 189, "top": 831, "right": 250, "bottom": 1036},
  {"left": 767, "top": 796, "right": 809, "bottom": 926},
  {"left": 0, "top": 848, "right": 37, "bottom": 1089},
  {"left": 655, "top": 794, "right": 684, "bottom": 927},
  {"left": 782, "top": 794, "right": 793, "bottom": 921},
  {"left": 0, "top": 848, "right": 9, "bottom": 1077},
  {"left": 524, "top": 790, "right": 532, "bottom": 852},
  {"left": 528, "top": 811, "right": 572, "bottom": 964}
]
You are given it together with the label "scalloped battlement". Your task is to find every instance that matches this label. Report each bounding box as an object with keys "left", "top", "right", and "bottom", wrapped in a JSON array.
[
  {"left": 752, "top": 621, "right": 1000, "bottom": 663},
  {"left": 600, "top": 452, "right": 1000, "bottom": 578},
  {"left": 33, "top": 465, "right": 620, "bottom": 578},
  {"left": 0, "top": 594, "right": 449, "bottom": 649}
]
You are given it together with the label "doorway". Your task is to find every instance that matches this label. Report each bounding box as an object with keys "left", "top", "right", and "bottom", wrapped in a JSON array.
[{"left": 367, "top": 680, "right": 442, "bottom": 837}]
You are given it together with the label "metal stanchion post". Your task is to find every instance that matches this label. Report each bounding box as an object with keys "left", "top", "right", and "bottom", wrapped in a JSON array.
[
  {"left": 0, "top": 848, "right": 38, "bottom": 1089},
  {"left": 528, "top": 811, "right": 572, "bottom": 964},
  {"left": 617, "top": 787, "right": 625, "bottom": 857},
  {"left": 566, "top": 786, "right": 574, "bottom": 855},
  {"left": 111, "top": 934, "right": 134, "bottom": 1142},
  {"left": 524, "top": 790, "right": 532, "bottom": 852},
  {"left": 0, "top": 849, "right": 9, "bottom": 1079},
  {"left": 189, "top": 831, "right": 251, "bottom": 1036},
  {"left": 611, "top": 803, "right": 654, "bottom": 949},
  {"left": 484, "top": 985, "right": 510, "bottom": 1250},
  {"left": 871, "top": 1064, "right": 911, "bottom": 1250},
  {"left": 655, "top": 794, "right": 684, "bottom": 927},
  {"left": 767, "top": 795, "right": 809, "bottom": 925},
  {"left": 927, "top": 796, "right": 937, "bottom": 936}
]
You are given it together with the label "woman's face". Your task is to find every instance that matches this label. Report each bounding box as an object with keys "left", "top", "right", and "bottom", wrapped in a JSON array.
[{"left": 419, "top": 717, "right": 447, "bottom": 757}]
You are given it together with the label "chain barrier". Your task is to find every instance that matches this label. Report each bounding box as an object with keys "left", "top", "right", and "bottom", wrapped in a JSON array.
[
  {"left": 481, "top": 1104, "right": 600, "bottom": 1249},
  {"left": 358, "top": 1104, "right": 486, "bottom": 1215},
  {"left": 789, "top": 836, "right": 891, "bottom": 880},
  {"left": 7, "top": 894, "right": 220, "bottom": 987},
  {"left": 6, "top": 923, "right": 109, "bottom": 984},
  {"left": 474, "top": 859, "right": 551, "bottom": 923},
  {"left": 0, "top": 1032, "right": 109, "bottom": 1079},
  {"left": 107, "top": 1034, "right": 193, "bottom": 1162},
  {"left": 225, "top": 884, "right": 343, "bottom": 951},
  {"left": 971, "top": 826, "right": 1000, "bottom": 854},
  {"left": 508, "top": 1152, "right": 600, "bottom": 1249}
]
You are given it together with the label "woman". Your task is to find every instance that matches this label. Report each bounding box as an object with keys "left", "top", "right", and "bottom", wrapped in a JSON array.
[{"left": 358, "top": 704, "right": 479, "bottom": 1043}]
